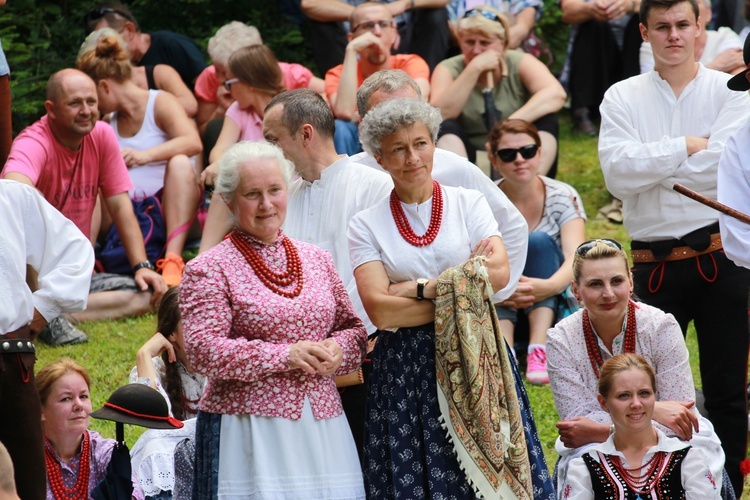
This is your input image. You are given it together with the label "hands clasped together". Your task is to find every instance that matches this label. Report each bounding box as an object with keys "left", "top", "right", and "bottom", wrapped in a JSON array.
[{"left": 288, "top": 339, "right": 344, "bottom": 376}]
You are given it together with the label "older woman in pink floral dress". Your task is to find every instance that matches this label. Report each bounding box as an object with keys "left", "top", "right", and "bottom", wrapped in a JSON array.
[{"left": 180, "top": 141, "right": 367, "bottom": 499}]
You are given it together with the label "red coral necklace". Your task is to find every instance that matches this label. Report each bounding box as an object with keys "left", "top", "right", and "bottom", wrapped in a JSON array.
[
  {"left": 45, "top": 430, "right": 91, "bottom": 500},
  {"left": 390, "top": 180, "right": 443, "bottom": 247},
  {"left": 609, "top": 451, "right": 666, "bottom": 497},
  {"left": 582, "top": 300, "right": 637, "bottom": 378},
  {"left": 230, "top": 230, "right": 304, "bottom": 298}
]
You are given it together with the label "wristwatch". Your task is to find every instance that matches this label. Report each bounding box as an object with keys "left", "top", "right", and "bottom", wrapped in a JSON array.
[
  {"left": 132, "top": 261, "right": 155, "bottom": 273},
  {"left": 416, "top": 278, "right": 429, "bottom": 300}
]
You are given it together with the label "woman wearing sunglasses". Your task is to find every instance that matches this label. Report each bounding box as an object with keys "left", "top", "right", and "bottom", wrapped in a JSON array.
[
  {"left": 430, "top": 6, "right": 566, "bottom": 175},
  {"left": 547, "top": 239, "right": 727, "bottom": 496},
  {"left": 489, "top": 119, "right": 586, "bottom": 385}
]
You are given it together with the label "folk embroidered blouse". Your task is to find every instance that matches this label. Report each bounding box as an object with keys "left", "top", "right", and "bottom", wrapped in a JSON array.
[
  {"left": 180, "top": 231, "right": 367, "bottom": 419},
  {"left": 547, "top": 301, "right": 725, "bottom": 492},
  {"left": 561, "top": 429, "right": 721, "bottom": 499}
]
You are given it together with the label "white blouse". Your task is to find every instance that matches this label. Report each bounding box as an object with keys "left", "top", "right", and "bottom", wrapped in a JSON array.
[
  {"left": 547, "top": 302, "right": 724, "bottom": 493},
  {"left": 348, "top": 184, "right": 501, "bottom": 282},
  {"left": 562, "top": 429, "right": 721, "bottom": 499}
]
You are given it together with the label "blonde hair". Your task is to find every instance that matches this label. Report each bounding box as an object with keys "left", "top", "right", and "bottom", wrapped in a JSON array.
[
  {"left": 36, "top": 358, "right": 92, "bottom": 406},
  {"left": 457, "top": 6, "right": 510, "bottom": 49},
  {"left": 208, "top": 22, "right": 263, "bottom": 66},
  {"left": 76, "top": 32, "right": 132, "bottom": 83},
  {"left": 598, "top": 353, "right": 657, "bottom": 398},
  {"left": 572, "top": 240, "right": 629, "bottom": 283}
]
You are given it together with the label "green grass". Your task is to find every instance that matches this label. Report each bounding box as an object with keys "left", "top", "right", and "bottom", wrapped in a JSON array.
[{"left": 34, "top": 111, "right": 747, "bottom": 494}]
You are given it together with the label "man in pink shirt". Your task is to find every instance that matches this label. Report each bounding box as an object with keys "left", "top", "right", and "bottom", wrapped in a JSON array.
[
  {"left": 325, "top": 1, "right": 431, "bottom": 155},
  {"left": 2, "top": 69, "right": 167, "bottom": 344}
]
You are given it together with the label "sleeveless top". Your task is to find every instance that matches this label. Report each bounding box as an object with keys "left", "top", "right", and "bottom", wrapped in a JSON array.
[
  {"left": 110, "top": 90, "right": 169, "bottom": 199},
  {"left": 438, "top": 49, "right": 529, "bottom": 150},
  {"left": 145, "top": 65, "right": 156, "bottom": 90},
  {"left": 583, "top": 448, "right": 689, "bottom": 499}
]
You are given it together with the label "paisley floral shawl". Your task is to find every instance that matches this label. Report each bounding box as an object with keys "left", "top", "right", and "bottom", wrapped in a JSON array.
[{"left": 434, "top": 257, "right": 533, "bottom": 499}]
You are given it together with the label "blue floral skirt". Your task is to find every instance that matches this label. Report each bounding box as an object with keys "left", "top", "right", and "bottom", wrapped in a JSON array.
[{"left": 364, "top": 324, "right": 556, "bottom": 500}]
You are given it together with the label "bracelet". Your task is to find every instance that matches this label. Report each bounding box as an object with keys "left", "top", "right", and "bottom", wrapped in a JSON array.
[{"left": 132, "top": 261, "right": 155, "bottom": 273}]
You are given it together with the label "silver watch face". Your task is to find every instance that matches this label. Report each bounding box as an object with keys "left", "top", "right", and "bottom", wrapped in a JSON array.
[{"left": 417, "top": 278, "right": 429, "bottom": 285}]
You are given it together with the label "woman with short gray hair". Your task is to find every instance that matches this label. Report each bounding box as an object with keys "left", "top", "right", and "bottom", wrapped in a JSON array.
[
  {"left": 350, "top": 98, "right": 555, "bottom": 498},
  {"left": 358, "top": 98, "right": 441, "bottom": 157}
]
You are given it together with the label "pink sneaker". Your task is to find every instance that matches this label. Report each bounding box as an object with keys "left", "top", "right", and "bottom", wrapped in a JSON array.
[{"left": 526, "top": 347, "right": 550, "bottom": 385}]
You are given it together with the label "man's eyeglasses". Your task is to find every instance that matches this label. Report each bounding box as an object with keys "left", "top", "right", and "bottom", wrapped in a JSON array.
[
  {"left": 576, "top": 238, "right": 623, "bottom": 256},
  {"left": 84, "top": 7, "right": 134, "bottom": 26},
  {"left": 464, "top": 8, "right": 504, "bottom": 23},
  {"left": 495, "top": 144, "right": 538, "bottom": 163},
  {"left": 223, "top": 78, "right": 240, "bottom": 91},
  {"left": 352, "top": 20, "right": 395, "bottom": 32}
]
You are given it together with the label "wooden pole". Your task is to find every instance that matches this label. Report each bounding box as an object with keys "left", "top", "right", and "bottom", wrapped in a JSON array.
[{"left": 673, "top": 183, "right": 750, "bottom": 224}]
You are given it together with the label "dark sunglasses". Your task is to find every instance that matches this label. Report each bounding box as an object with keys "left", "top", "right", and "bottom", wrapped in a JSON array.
[
  {"left": 495, "top": 144, "right": 539, "bottom": 163},
  {"left": 464, "top": 8, "right": 503, "bottom": 23},
  {"left": 84, "top": 7, "right": 134, "bottom": 25},
  {"left": 576, "top": 238, "right": 623, "bottom": 256}
]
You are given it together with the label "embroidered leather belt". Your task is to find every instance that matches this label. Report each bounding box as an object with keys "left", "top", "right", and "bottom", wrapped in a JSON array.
[
  {"left": 631, "top": 233, "right": 722, "bottom": 263},
  {"left": 1, "top": 326, "right": 35, "bottom": 354}
]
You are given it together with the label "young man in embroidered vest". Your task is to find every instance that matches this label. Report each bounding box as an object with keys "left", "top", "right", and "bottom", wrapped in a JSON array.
[
  {"left": 1, "top": 69, "right": 167, "bottom": 344},
  {"left": 598, "top": 0, "right": 750, "bottom": 491}
]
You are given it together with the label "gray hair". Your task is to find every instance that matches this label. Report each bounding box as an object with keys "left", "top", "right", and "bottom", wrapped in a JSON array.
[
  {"left": 216, "top": 141, "right": 295, "bottom": 204},
  {"left": 78, "top": 27, "right": 127, "bottom": 60},
  {"left": 359, "top": 98, "right": 442, "bottom": 157},
  {"left": 207, "top": 22, "right": 262, "bottom": 65},
  {"left": 357, "top": 69, "right": 422, "bottom": 118}
]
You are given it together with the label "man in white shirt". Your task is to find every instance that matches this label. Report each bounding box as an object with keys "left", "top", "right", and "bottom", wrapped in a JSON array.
[
  {"left": 598, "top": 0, "right": 750, "bottom": 492},
  {"left": 262, "top": 88, "right": 393, "bottom": 459},
  {"left": 640, "top": 0, "right": 745, "bottom": 73},
  {"left": 0, "top": 179, "right": 94, "bottom": 500},
  {"left": 717, "top": 35, "right": 750, "bottom": 270},
  {"left": 353, "top": 69, "right": 529, "bottom": 304}
]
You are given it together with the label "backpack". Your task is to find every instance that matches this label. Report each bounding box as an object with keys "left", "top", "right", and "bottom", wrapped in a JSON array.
[{"left": 97, "top": 193, "right": 166, "bottom": 275}]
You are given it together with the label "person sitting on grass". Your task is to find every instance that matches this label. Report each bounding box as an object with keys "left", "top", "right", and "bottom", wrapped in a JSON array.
[
  {"left": 37, "top": 358, "right": 145, "bottom": 499},
  {"left": 561, "top": 353, "right": 722, "bottom": 499},
  {"left": 489, "top": 118, "right": 586, "bottom": 385},
  {"left": 1, "top": 69, "right": 167, "bottom": 344},
  {"left": 547, "top": 239, "right": 728, "bottom": 496},
  {"left": 77, "top": 32, "right": 202, "bottom": 287},
  {"left": 79, "top": 28, "right": 198, "bottom": 117},
  {"left": 194, "top": 21, "right": 324, "bottom": 137},
  {"left": 128, "top": 286, "right": 205, "bottom": 499}
]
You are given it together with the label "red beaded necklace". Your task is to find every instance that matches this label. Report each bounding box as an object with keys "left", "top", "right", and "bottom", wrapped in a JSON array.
[
  {"left": 609, "top": 451, "right": 666, "bottom": 496},
  {"left": 582, "top": 300, "right": 637, "bottom": 378},
  {"left": 230, "top": 230, "right": 304, "bottom": 298},
  {"left": 390, "top": 180, "right": 443, "bottom": 247},
  {"left": 45, "top": 430, "right": 91, "bottom": 500}
]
